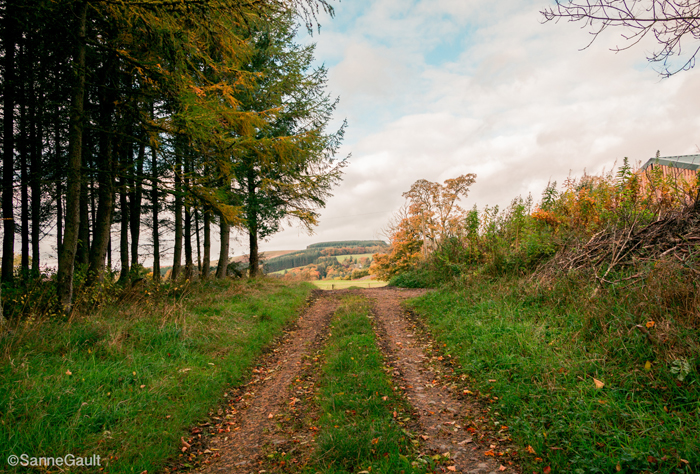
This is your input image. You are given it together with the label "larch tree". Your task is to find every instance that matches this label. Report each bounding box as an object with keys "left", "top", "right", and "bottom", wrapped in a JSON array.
[
  {"left": 232, "top": 14, "right": 346, "bottom": 277},
  {"left": 1, "top": 0, "right": 340, "bottom": 316}
]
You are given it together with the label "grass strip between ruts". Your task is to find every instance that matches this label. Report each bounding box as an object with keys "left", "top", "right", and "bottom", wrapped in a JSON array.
[{"left": 308, "top": 293, "right": 428, "bottom": 474}]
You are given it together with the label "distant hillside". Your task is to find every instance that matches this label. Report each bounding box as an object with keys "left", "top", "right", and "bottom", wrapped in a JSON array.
[
  {"left": 230, "top": 250, "right": 297, "bottom": 264},
  {"left": 307, "top": 240, "right": 387, "bottom": 249},
  {"left": 265, "top": 240, "right": 388, "bottom": 273}
]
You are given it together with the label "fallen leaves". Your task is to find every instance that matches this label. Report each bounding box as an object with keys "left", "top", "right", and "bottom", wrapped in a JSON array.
[
  {"left": 180, "top": 437, "right": 191, "bottom": 453},
  {"left": 526, "top": 445, "right": 536, "bottom": 455},
  {"left": 593, "top": 378, "right": 605, "bottom": 389}
]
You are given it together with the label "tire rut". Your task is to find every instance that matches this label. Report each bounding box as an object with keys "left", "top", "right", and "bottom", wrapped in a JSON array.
[
  {"left": 191, "top": 291, "right": 339, "bottom": 474},
  {"left": 364, "top": 287, "right": 519, "bottom": 474},
  {"left": 177, "top": 287, "right": 519, "bottom": 474}
]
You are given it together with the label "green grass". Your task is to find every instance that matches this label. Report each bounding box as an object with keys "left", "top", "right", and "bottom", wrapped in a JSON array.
[
  {"left": 335, "top": 253, "right": 375, "bottom": 263},
  {"left": 0, "top": 278, "right": 314, "bottom": 473},
  {"left": 407, "top": 279, "right": 700, "bottom": 474},
  {"left": 311, "top": 280, "right": 387, "bottom": 290},
  {"left": 308, "top": 294, "right": 427, "bottom": 473}
]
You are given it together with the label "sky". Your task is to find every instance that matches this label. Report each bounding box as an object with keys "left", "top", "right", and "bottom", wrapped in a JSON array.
[{"left": 245, "top": 0, "right": 700, "bottom": 255}]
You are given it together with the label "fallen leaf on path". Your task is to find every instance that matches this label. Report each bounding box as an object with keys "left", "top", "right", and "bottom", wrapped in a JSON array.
[
  {"left": 180, "top": 437, "right": 191, "bottom": 452},
  {"left": 446, "top": 467, "right": 456, "bottom": 472},
  {"left": 498, "top": 466, "right": 507, "bottom": 472},
  {"left": 484, "top": 450, "right": 495, "bottom": 456}
]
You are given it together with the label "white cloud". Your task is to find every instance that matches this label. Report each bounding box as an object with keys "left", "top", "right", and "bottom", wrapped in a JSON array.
[{"left": 258, "top": 0, "right": 700, "bottom": 253}]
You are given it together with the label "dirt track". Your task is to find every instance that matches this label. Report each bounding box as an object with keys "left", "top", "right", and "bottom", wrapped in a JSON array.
[{"left": 178, "top": 288, "right": 518, "bottom": 474}]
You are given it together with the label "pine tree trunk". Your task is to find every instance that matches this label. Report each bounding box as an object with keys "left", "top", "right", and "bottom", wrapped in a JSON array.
[
  {"left": 19, "top": 36, "right": 29, "bottom": 278},
  {"left": 249, "top": 229, "right": 259, "bottom": 278},
  {"left": 202, "top": 209, "right": 210, "bottom": 280},
  {"left": 130, "top": 142, "right": 144, "bottom": 266},
  {"left": 2, "top": 0, "right": 16, "bottom": 284},
  {"left": 19, "top": 84, "right": 29, "bottom": 277},
  {"left": 171, "top": 147, "right": 183, "bottom": 281},
  {"left": 151, "top": 142, "right": 160, "bottom": 282},
  {"left": 87, "top": 62, "right": 117, "bottom": 284},
  {"left": 247, "top": 167, "right": 259, "bottom": 278},
  {"left": 55, "top": 113, "right": 63, "bottom": 259},
  {"left": 31, "top": 63, "right": 43, "bottom": 276},
  {"left": 216, "top": 216, "right": 230, "bottom": 279},
  {"left": 76, "top": 174, "right": 90, "bottom": 267},
  {"left": 57, "top": 0, "right": 87, "bottom": 313},
  {"left": 183, "top": 158, "right": 193, "bottom": 280},
  {"left": 194, "top": 207, "right": 201, "bottom": 273},
  {"left": 119, "top": 174, "right": 129, "bottom": 283}
]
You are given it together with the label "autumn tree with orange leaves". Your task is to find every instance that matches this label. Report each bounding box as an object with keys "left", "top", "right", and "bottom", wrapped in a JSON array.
[{"left": 371, "top": 174, "right": 476, "bottom": 280}]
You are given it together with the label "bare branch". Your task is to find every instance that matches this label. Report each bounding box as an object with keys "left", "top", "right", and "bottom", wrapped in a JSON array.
[{"left": 541, "top": 0, "right": 700, "bottom": 76}]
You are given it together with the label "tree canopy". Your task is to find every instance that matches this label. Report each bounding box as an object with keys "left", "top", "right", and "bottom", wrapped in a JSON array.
[{"left": 0, "top": 0, "right": 345, "bottom": 315}]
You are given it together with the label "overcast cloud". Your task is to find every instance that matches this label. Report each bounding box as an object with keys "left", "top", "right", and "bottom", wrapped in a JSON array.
[{"left": 250, "top": 0, "right": 700, "bottom": 254}]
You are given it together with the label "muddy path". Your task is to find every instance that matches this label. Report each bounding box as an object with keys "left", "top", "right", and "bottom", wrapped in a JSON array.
[
  {"left": 365, "top": 288, "right": 518, "bottom": 474},
  {"left": 176, "top": 288, "right": 518, "bottom": 474},
  {"left": 187, "top": 291, "right": 338, "bottom": 474}
]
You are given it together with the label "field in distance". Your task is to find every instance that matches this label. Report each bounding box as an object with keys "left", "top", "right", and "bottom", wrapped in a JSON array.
[
  {"left": 335, "top": 253, "right": 374, "bottom": 263},
  {"left": 312, "top": 279, "right": 388, "bottom": 290}
]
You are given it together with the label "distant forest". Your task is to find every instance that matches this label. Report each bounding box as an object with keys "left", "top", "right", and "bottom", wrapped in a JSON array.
[
  {"left": 307, "top": 240, "right": 386, "bottom": 249},
  {"left": 264, "top": 240, "right": 387, "bottom": 273}
]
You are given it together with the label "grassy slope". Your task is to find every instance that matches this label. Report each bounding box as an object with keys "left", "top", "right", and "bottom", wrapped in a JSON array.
[
  {"left": 407, "top": 280, "right": 699, "bottom": 474},
  {"left": 334, "top": 253, "right": 375, "bottom": 263},
  {"left": 0, "top": 279, "right": 314, "bottom": 473}
]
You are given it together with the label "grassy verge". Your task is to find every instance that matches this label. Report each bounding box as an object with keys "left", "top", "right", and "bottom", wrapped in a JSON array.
[
  {"left": 309, "top": 294, "right": 426, "bottom": 473},
  {"left": 311, "top": 280, "right": 387, "bottom": 290},
  {"left": 407, "top": 278, "right": 699, "bottom": 474},
  {"left": 0, "top": 278, "right": 314, "bottom": 473}
]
